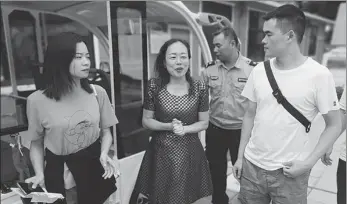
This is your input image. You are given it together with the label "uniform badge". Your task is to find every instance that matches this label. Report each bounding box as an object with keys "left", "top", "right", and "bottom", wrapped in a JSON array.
[
  {"left": 248, "top": 60, "right": 258, "bottom": 66},
  {"left": 238, "top": 78, "right": 247, "bottom": 83}
]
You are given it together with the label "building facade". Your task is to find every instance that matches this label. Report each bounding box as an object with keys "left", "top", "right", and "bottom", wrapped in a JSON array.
[{"left": 183, "top": 1, "right": 335, "bottom": 64}]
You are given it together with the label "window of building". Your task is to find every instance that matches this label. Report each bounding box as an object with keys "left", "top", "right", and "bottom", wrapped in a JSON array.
[
  {"left": 247, "top": 10, "right": 266, "bottom": 62},
  {"left": 308, "top": 25, "right": 318, "bottom": 56},
  {"left": 324, "top": 25, "right": 333, "bottom": 45}
]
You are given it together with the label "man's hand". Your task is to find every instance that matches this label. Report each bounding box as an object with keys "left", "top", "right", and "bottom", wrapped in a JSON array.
[
  {"left": 282, "top": 160, "right": 311, "bottom": 178},
  {"left": 320, "top": 146, "right": 333, "bottom": 166},
  {"left": 25, "top": 174, "right": 45, "bottom": 189},
  {"left": 232, "top": 159, "right": 243, "bottom": 182}
]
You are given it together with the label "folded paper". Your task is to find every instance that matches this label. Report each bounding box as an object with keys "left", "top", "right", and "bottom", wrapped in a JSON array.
[{"left": 11, "top": 188, "right": 64, "bottom": 203}]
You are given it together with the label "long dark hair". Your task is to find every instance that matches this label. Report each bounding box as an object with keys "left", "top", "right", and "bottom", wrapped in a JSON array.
[
  {"left": 41, "top": 32, "right": 93, "bottom": 100},
  {"left": 154, "top": 38, "right": 194, "bottom": 95}
]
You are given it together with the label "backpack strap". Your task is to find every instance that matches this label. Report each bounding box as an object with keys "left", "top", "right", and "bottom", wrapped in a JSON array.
[
  {"left": 91, "top": 84, "right": 100, "bottom": 107},
  {"left": 91, "top": 84, "right": 97, "bottom": 97},
  {"left": 264, "top": 60, "right": 312, "bottom": 133}
]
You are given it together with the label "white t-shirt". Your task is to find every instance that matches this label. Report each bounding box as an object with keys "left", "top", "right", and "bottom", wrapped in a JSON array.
[
  {"left": 242, "top": 57, "right": 340, "bottom": 170},
  {"left": 339, "top": 84, "right": 346, "bottom": 161}
]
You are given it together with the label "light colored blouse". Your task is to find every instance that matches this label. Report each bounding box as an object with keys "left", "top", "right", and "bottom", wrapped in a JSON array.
[{"left": 26, "top": 85, "right": 118, "bottom": 155}]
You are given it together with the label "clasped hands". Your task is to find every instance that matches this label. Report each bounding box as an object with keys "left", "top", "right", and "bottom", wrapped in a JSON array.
[{"left": 172, "top": 118, "right": 185, "bottom": 136}]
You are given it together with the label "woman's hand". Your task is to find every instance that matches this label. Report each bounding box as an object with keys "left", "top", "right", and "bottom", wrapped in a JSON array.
[
  {"left": 110, "top": 155, "right": 121, "bottom": 179},
  {"left": 100, "top": 152, "right": 116, "bottom": 179},
  {"left": 25, "top": 174, "right": 45, "bottom": 189},
  {"left": 100, "top": 153, "right": 121, "bottom": 180},
  {"left": 172, "top": 118, "right": 185, "bottom": 136}
]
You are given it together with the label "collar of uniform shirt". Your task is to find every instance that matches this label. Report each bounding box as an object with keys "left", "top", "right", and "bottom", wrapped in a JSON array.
[{"left": 218, "top": 51, "right": 242, "bottom": 70}]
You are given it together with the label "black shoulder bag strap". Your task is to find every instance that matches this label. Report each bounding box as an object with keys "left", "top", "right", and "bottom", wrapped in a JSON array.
[{"left": 264, "top": 60, "right": 311, "bottom": 133}]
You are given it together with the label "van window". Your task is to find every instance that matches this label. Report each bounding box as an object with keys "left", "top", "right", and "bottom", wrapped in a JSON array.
[
  {"left": 42, "top": 13, "right": 96, "bottom": 69},
  {"left": 9, "top": 10, "right": 38, "bottom": 89},
  {"left": 1, "top": 25, "right": 10, "bottom": 87},
  {"left": 98, "top": 25, "right": 108, "bottom": 37},
  {"left": 111, "top": 6, "right": 148, "bottom": 158}
]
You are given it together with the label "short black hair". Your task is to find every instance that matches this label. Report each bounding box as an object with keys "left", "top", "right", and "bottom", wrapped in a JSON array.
[
  {"left": 41, "top": 32, "right": 93, "bottom": 100},
  {"left": 263, "top": 4, "right": 306, "bottom": 43},
  {"left": 212, "top": 26, "right": 239, "bottom": 47}
]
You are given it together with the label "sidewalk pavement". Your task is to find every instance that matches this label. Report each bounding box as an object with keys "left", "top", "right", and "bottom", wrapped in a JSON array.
[{"left": 195, "top": 115, "right": 345, "bottom": 204}]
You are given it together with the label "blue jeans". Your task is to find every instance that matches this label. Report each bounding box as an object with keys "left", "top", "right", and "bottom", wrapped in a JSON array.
[{"left": 238, "top": 157, "right": 310, "bottom": 204}]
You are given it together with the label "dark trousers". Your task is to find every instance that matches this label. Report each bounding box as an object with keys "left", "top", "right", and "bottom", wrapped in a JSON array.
[
  {"left": 205, "top": 122, "right": 241, "bottom": 204},
  {"left": 337, "top": 159, "right": 346, "bottom": 204},
  {"left": 45, "top": 139, "right": 117, "bottom": 204}
]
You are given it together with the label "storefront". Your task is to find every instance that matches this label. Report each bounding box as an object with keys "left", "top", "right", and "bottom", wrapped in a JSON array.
[{"left": 183, "top": 1, "right": 335, "bottom": 63}]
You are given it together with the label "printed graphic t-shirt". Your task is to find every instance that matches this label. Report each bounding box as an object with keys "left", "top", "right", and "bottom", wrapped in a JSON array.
[{"left": 26, "top": 85, "right": 118, "bottom": 155}]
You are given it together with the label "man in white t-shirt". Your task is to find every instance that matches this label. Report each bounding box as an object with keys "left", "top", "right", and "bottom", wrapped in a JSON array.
[
  {"left": 232, "top": 4, "right": 342, "bottom": 204},
  {"left": 321, "top": 84, "right": 346, "bottom": 204}
]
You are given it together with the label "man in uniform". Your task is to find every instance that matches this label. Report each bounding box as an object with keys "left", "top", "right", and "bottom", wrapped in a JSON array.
[{"left": 201, "top": 26, "right": 257, "bottom": 204}]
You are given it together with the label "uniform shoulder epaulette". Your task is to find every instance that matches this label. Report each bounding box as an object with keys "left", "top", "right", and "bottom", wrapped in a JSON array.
[
  {"left": 205, "top": 61, "right": 215, "bottom": 68},
  {"left": 248, "top": 60, "right": 258, "bottom": 66}
]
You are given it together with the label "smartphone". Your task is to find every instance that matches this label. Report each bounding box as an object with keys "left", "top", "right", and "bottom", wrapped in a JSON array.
[{"left": 17, "top": 182, "right": 44, "bottom": 195}]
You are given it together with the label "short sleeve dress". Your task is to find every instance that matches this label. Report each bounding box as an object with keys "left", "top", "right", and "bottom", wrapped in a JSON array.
[{"left": 130, "top": 78, "right": 213, "bottom": 204}]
